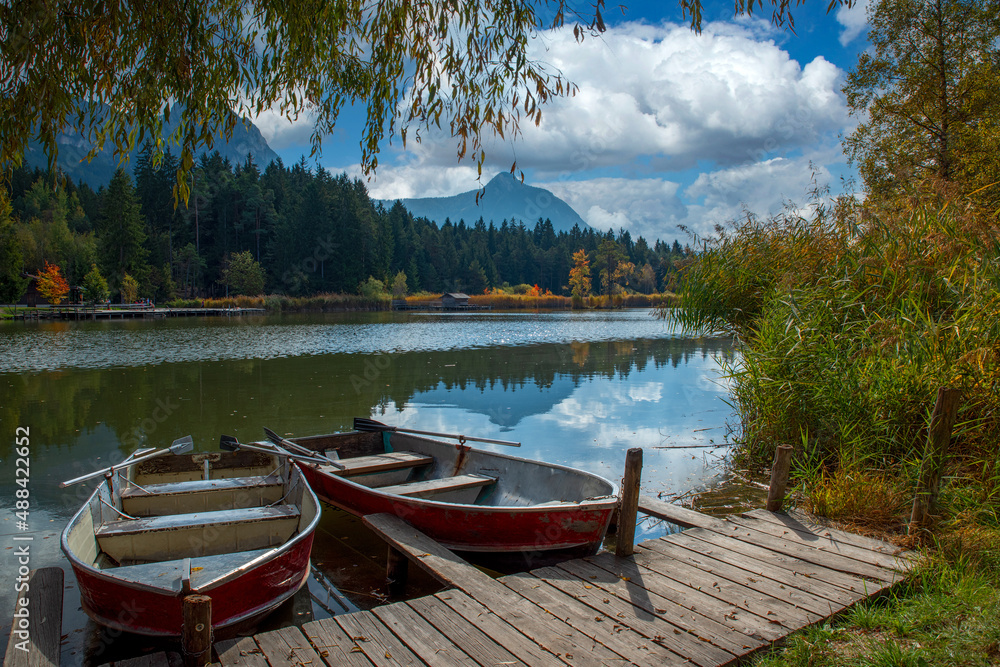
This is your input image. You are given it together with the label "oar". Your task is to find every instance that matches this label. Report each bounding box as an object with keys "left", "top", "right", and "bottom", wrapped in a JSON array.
[
  {"left": 60, "top": 436, "right": 195, "bottom": 488},
  {"left": 219, "top": 435, "right": 334, "bottom": 467},
  {"left": 262, "top": 427, "right": 345, "bottom": 470},
  {"left": 353, "top": 417, "right": 521, "bottom": 447}
]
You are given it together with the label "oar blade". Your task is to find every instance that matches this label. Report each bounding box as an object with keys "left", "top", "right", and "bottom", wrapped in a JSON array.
[
  {"left": 262, "top": 426, "right": 286, "bottom": 446},
  {"left": 170, "top": 435, "right": 194, "bottom": 454},
  {"left": 219, "top": 434, "right": 240, "bottom": 452},
  {"left": 353, "top": 417, "right": 391, "bottom": 432}
]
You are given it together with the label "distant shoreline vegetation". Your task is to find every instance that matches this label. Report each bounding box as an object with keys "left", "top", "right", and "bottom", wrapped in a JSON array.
[
  {"left": 161, "top": 291, "right": 679, "bottom": 313},
  {"left": 0, "top": 157, "right": 692, "bottom": 310}
]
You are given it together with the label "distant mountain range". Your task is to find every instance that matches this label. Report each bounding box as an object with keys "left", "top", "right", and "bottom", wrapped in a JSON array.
[
  {"left": 389, "top": 172, "right": 592, "bottom": 233},
  {"left": 27, "top": 114, "right": 593, "bottom": 235},
  {"left": 25, "top": 106, "right": 279, "bottom": 187}
]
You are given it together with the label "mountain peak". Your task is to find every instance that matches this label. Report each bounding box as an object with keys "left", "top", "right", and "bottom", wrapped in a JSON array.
[{"left": 392, "top": 172, "right": 590, "bottom": 233}]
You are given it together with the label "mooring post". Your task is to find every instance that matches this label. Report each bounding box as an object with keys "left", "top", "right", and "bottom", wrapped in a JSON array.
[
  {"left": 182, "top": 594, "right": 212, "bottom": 667},
  {"left": 387, "top": 545, "right": 409, "bottom": 596},
  {"left": 909, "top": 387, "right": 962, "bottom": 535},
  {"left": 765, "top": 444, "right": 794, "bottom": 512},
  {"left": 615, "top": 447, "right": 643, "bottom": 558}
]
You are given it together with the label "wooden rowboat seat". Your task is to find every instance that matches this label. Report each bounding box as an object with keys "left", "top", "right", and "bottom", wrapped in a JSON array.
[
  {"left": 96, "top": 505, "right": 299, "bottom": 538},
  {"left": 322, "top": 451, "right": 433, "bottom": 477},
  {"left": 120, "top": 475, "right": 284, "bottom": 516},
  {"left": 120, "top": 475, "right": 282, "bottom": 498},
  {"left": 96, "top": 505, "right": 300, "bottom": 562},
  {"left": 103, "top": 548, "right": 274, "bottom": 591},
  {"left": 378, "top": 474, "right": 497, "bottom": 499}
]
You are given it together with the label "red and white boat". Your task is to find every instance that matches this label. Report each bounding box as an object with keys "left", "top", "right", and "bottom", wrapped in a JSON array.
[
  {"left": 60, "top": 438, "right": 320, "bottom": 637},
  {"left": 281, "top": 421, "right": 618, "bottom": 560}
]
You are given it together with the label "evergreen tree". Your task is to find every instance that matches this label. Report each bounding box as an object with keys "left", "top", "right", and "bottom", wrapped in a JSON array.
[
  {"left": 98, "top": 169, "right": 150, "bottom": 294},
  {"left": 81, "top": 263, "right": 109, "bottom": 304},
  {"left": 0, "top": 192, "right": 28, "bottom": 308},
  {"left": 220, "top": 250, "right": 265, "bottom": 296}
]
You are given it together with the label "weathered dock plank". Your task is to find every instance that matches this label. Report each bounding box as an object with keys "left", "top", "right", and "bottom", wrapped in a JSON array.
[
  {"left": 363, "top": 513, "right": 630, "bottom": 665},
  {"left": 638, "top": 496, "right": 729, "bottom": 530},
  {"left": 93, "top": 506, "right": 915, "bottom": 667},
  {"left": 579, "top": 551, "right": 772, "bottom": 651},
  {"left": 372, "top": 602, "right": 478, "bottom": 666},
  {"left": 547, "top": 559, "right": 739, "bottom": 667},
  {"left": 500, "top": 571, "right": 690, "bottom": 666},
  {"left": 773, "top": 509, "right": 917, "bottom": 560},
  {"left": 711, "top": 518, "right": 901, "bottom": 583},
  {"left": 732, "top": 512, "right": 914, "bottom": 570},
  {"left": 406, "top": 595, "right": 526, "bottom": 667},
  {"left": 3, "top": 567, "right": 63, "bottom": 667},
  {"left": 663, "top": 530, "right": 864, "bottom": 606},
  {"left": 335, "top": 610, "right": 426, "bottom": 667},
  {"left": 215, "top": 635, "right": 271, "bottom": 666},
  {"left": 643, "top": 537, "right": 845, "bottom": 617},
  {"left": 675, "top": 528, "right": 878, "bottom": 595},
  {"left": 434, "top": 590, "right": 565, "bottom": 667},
  {"left": 631, "top": 540, "right": 824, "bottom": 630},
  {"left": 300, "top": 618, "right": 375, "bottom": 667},
  {"left": 253, "top": 626, "right": 324, "bottom": 667}
]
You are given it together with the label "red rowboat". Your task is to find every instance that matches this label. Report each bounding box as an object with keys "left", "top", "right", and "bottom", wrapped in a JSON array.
[
  {"left": 285, "top": 425, "right": 618, "bottom": 560},
  {"left": 61, "top": 442, "right": 320, "bottom": 637}
]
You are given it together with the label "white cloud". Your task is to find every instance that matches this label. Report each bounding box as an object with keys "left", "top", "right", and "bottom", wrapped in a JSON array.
[
  {"left": 397, "top": 21, "right": 848, "bottom": 174},
  {"left": 252, "top": 106, "right": 316, "bottom": 150},
  {"left": 342, "top": 162, "right": 486, "bottom": 200},
  {"left": 836, "top": 0, "right": 871, "bottom": 46},
  {"left": 540, "top": 178, "right": 686, "bottom": 238},
  {"left": 540, "top": 154, "right": 839, "bottom": 240},
  {"left": 324, "top": 19, "right": 852, "bottom": 241}
]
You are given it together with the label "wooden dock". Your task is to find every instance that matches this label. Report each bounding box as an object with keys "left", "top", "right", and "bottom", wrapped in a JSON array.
[{"left": 80, "top": 498, "right": 914, "bottom": 667}]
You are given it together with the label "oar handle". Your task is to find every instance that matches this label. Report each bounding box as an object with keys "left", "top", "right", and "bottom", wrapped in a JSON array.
[
  {"left": 60, "top": 439, "right": 190, "bottom": 488},
  {"left": 221, "top": 436, "right": 336, "bottom": 467},
  {"left": 262, "top": 427, "right": 345, "bottom": 469},
  {"left": 394, "top": 427, "right": 521, "bottom": 447}
]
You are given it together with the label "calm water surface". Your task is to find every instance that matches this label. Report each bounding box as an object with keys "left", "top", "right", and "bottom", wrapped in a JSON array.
[{"left": 0, "top": 310, "right": 734, "bottom": 664}]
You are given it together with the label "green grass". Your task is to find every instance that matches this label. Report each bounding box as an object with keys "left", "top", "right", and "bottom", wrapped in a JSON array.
[{"left": 752, "top": 554, "right": 1000, "bottom": 667}]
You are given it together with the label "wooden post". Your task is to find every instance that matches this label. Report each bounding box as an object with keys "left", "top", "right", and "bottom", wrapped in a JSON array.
[
  {"left": 182, "top": 594, "right": 212, "bottom": 667},
  {"left": 615, "top": 447, "right": 643, "bottom": 558},
  {"left": 386, "top": 545, "right": 409, "bottom": 596},
  {"left": 765, "top": 444, "right": 794, "bottom": 512},
  {"left": 909, "top": 387, "right": 962, "bottom": 535}
]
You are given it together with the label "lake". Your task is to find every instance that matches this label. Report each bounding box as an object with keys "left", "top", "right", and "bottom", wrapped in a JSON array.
[{"left": 0, "top": 309, "right": 735, "bottom": 663}]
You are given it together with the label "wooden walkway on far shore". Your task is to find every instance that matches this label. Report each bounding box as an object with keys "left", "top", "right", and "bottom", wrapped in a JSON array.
[{"left": 86, "top": 500, "right": 915, "bottom": 667}]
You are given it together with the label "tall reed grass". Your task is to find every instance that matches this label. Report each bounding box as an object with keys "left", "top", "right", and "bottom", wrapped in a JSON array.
[{"left": 671, "top": 196, "right": 1000, "bottom": 522}]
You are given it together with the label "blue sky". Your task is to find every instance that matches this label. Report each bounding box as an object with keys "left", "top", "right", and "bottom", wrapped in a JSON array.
[{"left": 254, "top": 0, "right": 872, "bottom": 243}]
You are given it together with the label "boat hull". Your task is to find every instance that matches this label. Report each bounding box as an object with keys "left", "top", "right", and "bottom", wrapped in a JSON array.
[
  {"left": 61, "top": 451, "right": 321, "bottom": 638},
  {"left": 71, "top": 532, "right": 314, "bottom": 637},
  {"left": 298, "top": 436, "right": 617, "bottom": 556}
]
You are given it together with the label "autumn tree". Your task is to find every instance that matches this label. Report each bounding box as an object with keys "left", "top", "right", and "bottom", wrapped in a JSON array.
[
  {"left": 120, "top": 273, "right": 139, "bottom": 303},
  {"left": 391, "top": 271, "right": 408, "bottom": 298},
  {"left": 843, "top": 0, "right": 1000, "bottom": 199},
  {"left": 37, "top": 261, "right": 69, "bottom": 304},
  {"left": 569, "top": 249, "right": 591, "bottom": 297},
  {"left": 637, "top": 263, "right": 657, "bottom": 294}
]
